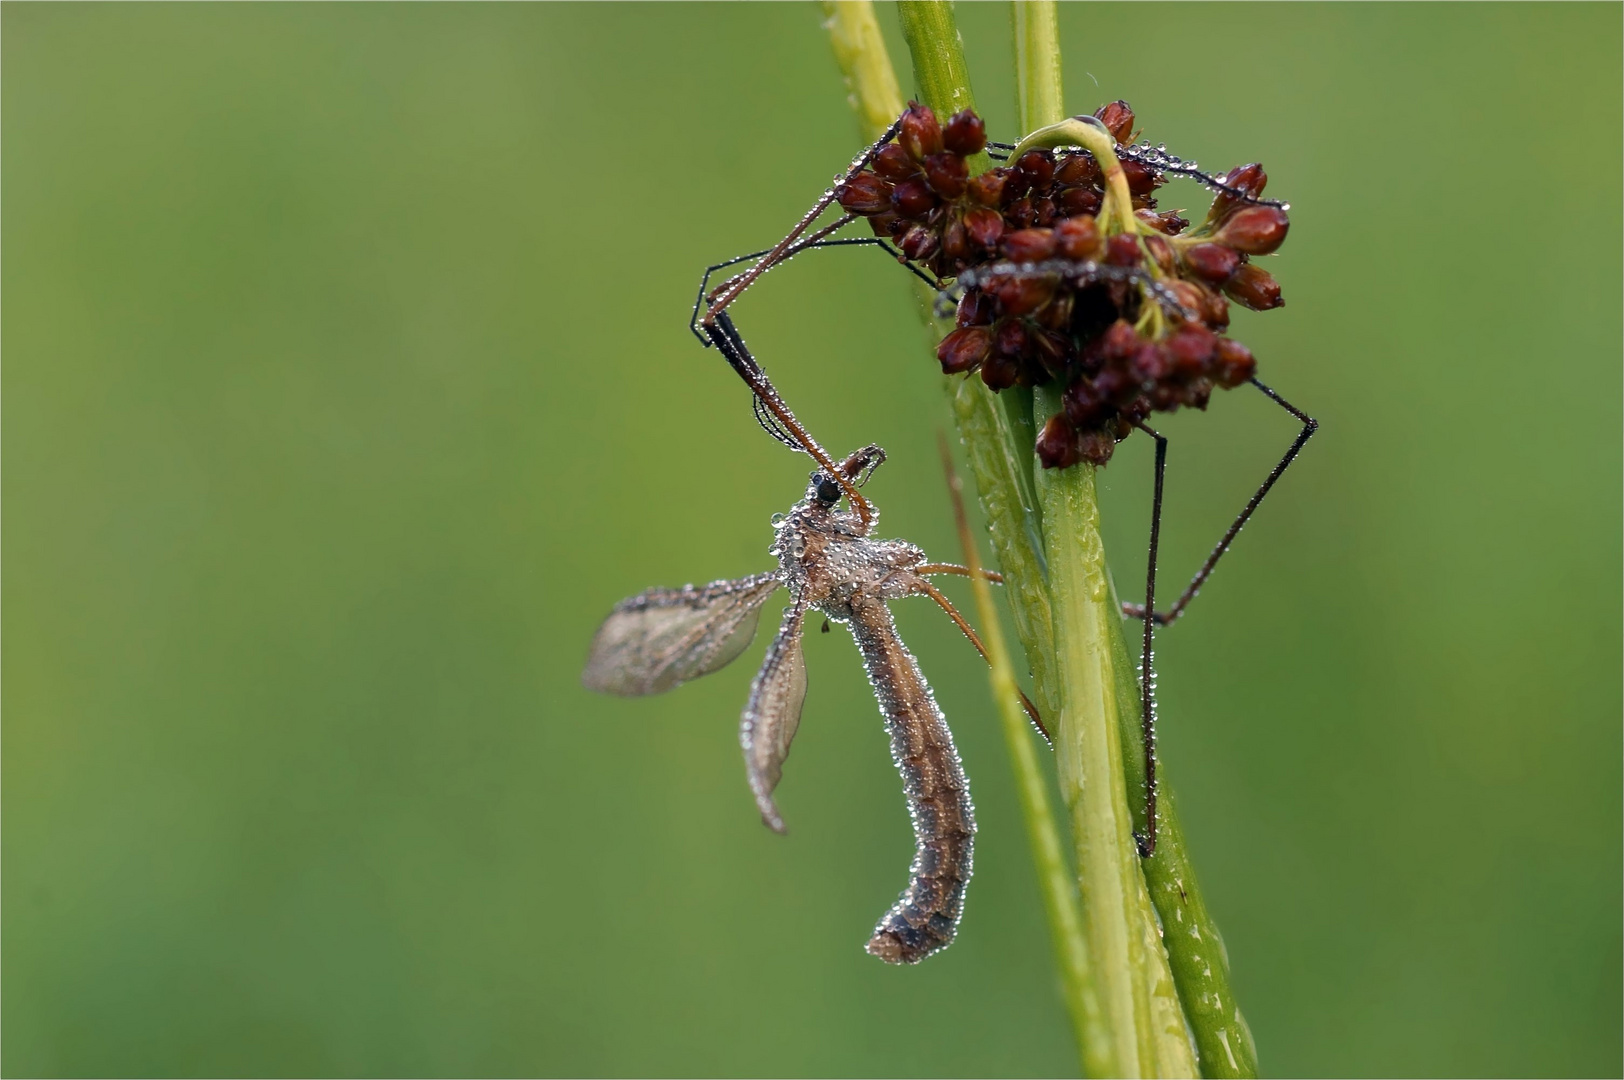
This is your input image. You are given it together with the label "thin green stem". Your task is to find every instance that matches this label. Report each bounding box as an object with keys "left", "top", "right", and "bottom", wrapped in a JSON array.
[{"left": 939, "top": 434, "right": 1098, "bottom": 1075}]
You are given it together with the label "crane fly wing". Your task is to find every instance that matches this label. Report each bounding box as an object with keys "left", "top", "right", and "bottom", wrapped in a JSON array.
[
  {"left": 741, "top": 601, "right": 809, "bottom": 834},
  {"left": 582, "top": 572, "right": 782, "bottom": 696}
]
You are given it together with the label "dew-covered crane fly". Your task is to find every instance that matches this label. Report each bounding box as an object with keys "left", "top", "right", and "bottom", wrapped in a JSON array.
[
  {"left": 582, "top": 304, "right": 1042, "bottom": 965},
  {"left": 688, "top": 102, "right": 1317, "bottom": 859}
]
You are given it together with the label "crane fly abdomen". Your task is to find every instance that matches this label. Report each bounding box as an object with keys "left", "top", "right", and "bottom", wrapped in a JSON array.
[{"left": 847, "top": 593, "right": 974, "bottom": 964}]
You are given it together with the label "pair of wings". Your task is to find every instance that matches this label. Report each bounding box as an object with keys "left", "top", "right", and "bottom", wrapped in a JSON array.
[{"left": 580, "top": 572, "right": 806, "bottom": 832}]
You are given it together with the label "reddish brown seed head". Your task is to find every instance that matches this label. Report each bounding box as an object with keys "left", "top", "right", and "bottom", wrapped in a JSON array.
[
  {"left": 899, "top": 102, "right": 944, "bottom": 161},
  {"left": 1015, "top": 150, "right": 1056, "bottom": 189},
  {"left": 993, "top": 317, "right": 1029, "bottom": 358},
  {"left": 1144, "top": 234, "right": 1176, "bottom": 275},
  {"left": 1063, "top": 378, "right": 1111, "bottom": 427},
  {"left": 967, "top": 169, "right": 1008, "bottom": 208},
  {"left": 942, "top": 109, "right": 987, "bottom": 156},
  {"left": 837, "top": 172, "right": 894, "bottom": 215},
  {"left": 890, "top": 175, "right": 937, "bottom": 219},
  {"left": 1217, "top": 205, "right": 1290, "bottom": 255},
  {"left": 1211, "top": 337, "right": 1257, "bottom": 387},
  {"left": 1036, "top": 413, "right": 1084, "bottom": 469},
  {"left": 955, "top": 288, "right": 996, "bottom": 327},
  {"left": 990, "top": 273, "right": 1056, "bottom": 316},
  {"left": 1165, "top": 323, "right": 1216, "bottom": 375},
  {"left": 898, "top": 223, "right": 939, "bottom": 262},
  {"left": 1105, "top": 234, "right": 1143, "bottom": 267},
  {"left": 1209, "top": 163, "right": 1268, "bottom": 222},
  {"left": 1100, "top": 319, "right": 1141, "bottom": 362},
  {"left": 941, "top": 216, "right": 969, "bottom": 262},
  {"left": 980, "top": 352, "right": 1021, "bottom": 391},
  {"left": 1182, "top": 242, "right": 1241, "bottom": 285},
  {"left": 872, "top": 143, "right": 918, "bottom": 182},
  {"left": 1078, "top": 427, "right": 1119, "bottom": 466},
  {"left": 1120, "top": 157, "right": 1161, "bottom": 197},
  {"left": 1094, "top": 100, "right": 1136, "bottom": 144},
  {"left": 936, "top": 326, "right": 992, "bottom": 374},
  {"left": 1058, "top": 186, "right": 1103, "bottom": 217},
  {"left": 964, "top": 207, "right": 1005, "bottom": 251},
  {"left": 1224, "top": 263, "right": 1284, "bottom": 310},
  {"left": 1001, "top": 227, "right": 1059, "bottom": 263},
  {"left": 1132, "top": 341, "right": 1175, "bottom": 382},
  {"left": 1055, "top": 215, "right": 1101, "bottom": 260},
  {"left": 1056, "top": 152, "right": 1100, "bottom": 186},
  {"left": 924, "top": 152, "right": 969, "bottom": 199}
]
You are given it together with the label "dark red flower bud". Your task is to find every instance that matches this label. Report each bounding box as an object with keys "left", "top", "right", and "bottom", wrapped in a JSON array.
[
  {"left": 1211, "top": 337, "right": 1257, "bottom": 387},
  {"left": 991, "top": 273, "right": 1055, "bottom": 316},
  {"left": 937, "top": 326, "right": 992, "bottom": 374},
  {"left": 1165, "top": 323, "right": 1216, "bottom": 375},
  {"left": 1063, "top": 378, "right": 1111, "bottom": 427},
  {"left": 1001, "top": 169, "right": 1032, "bottom": 203},
  {"left": 1181, "top": 242, "right": 1241, "bottom": 285},
  {"left": 899, "top": 223, "right": 939, "bottom": 262},
  {"left": 1105, "top": 234, "right": 1143, "bottom": 267},
  {"left": 899, "top": 102, "right": 944, "bottom": 161},
  {"left": 1006, "top": 198, "right": 1038, "bottom": 229},
  {"left": 1055, "top": 152, "right": 1099, "bottom": 186},
  {"left": 994, "top": 317, "right": 1029, "bottom": 358},
  {"left": 1078, "top": 427, "right": 1118, "bottom": 466},
  {"left": 1093, "top": 100, "right": 1136, "bottom": 144},
  {"left": 1100, "top": 319, "right": 1140, "bottom": 361},
  {"left": 956, "top": 288, "right": 996, "bottom": 327},
  {"left": 890, "top": 175, "right": 937, "bottom": 218},
  {"left": 964, "top": 207, "right": 1005, "bottom": 251},
  {"left": 1032, "top": 197, "right": 1059, "bottom": 228},
  {"left": 1165, "top": 280, "right": 1206, "bottom": 321},
  {"left": 968, "top": 169, "right": 1009, "bottom": 207},
  {"left": 1223, "top": 263, "right": 1284, "bottom": 310},
  {"left": 1055, "top": 215, "right": 1101, "bottom": 260},
  {"left": 1136, "top": 208, "right": 1188, "bottom": 235},
  {"left": 924, "top": 152, "right": 969, "bottom": 199},
  {"left": 1216, "top": 205, "right": 1290, "bottom": 255},
  {"left": 1058, "top": 186, "right": 1102, "bottom": 217},
  {"left": 1015, "top": 150, "right": 1056, "bottom": 189},
  {"left": 942, "top": 109, "right": 987, "bottom": 156},
  {"left": 1209, "top": 163, "right": 1267, "bottom": 222},
  {"left": 873, "top": 143, "right": 918, "bottom": 181},
  {"left": 1132, "top": 342, "right": 1174, "bottom": 382},
  {"left": 1001, "top": 227, "right": 1058, "bottom": 262},
  {"left": 837, "top": 172, "right": 894, "bottom": 214},
  {"left": 1036, "top": 413, "right": 1083, "bottom": 469},
  {"left": 1149, "top": 382, "right": 1182, "bottom": 411},
  {"left": 980, "top": 352, "right": 1021, "bottom": 391},
  {"left": 1120, "top": 157, "right": 1161, "bottom": 197},
  {"left": 1183, "top": 378, "right": 1214, "bottom": 410}
]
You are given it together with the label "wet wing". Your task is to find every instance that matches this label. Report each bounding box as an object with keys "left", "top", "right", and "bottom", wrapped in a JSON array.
[
  {"left": 582, "top": 573, "right": 782, "bottom": 696},
  {"left": 741, "top": 601, "right": 809, "bottom": 834}
]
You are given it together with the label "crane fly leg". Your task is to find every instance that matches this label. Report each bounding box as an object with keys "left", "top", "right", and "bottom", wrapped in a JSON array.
[{"left": 910, "top": 577, "right": 1048, "bottom": 743}]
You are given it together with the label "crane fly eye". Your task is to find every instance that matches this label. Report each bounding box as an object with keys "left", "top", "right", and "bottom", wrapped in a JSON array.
[{"left": 816, "top": 478, "right": 842, "bottom": 505}]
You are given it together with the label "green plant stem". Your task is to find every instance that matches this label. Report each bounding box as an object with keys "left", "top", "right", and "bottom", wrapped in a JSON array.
[
  {"left": 820, "top": 0, "right": 905, "bottom": 141},
  {"left": 939, "top": 434, "right": 1099, "bottom": 1076}
]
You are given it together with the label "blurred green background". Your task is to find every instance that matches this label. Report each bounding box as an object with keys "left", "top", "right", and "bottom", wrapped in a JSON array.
[{"left": 5, "top": 3, "right": 1620, "bottom": 1076}]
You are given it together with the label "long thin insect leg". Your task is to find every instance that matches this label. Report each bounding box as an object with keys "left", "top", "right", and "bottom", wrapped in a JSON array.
[
  {"left": 1129, "top": 421, "right": 1168, "bottom": 857},
  {"left": 913, "top": 578, "right": 1049, "bottom": 742},
  {"left": 1123, "top": 377, "right": 1319, "bottom": 626},
  {"left": 690, "top": 234, "right": 942, "bottom": 345},
  {"left": 703, "top": 311, "right": 876, "bottom": 530},
  {"left": 916, "top": 562, "right": 1004, "bottom": 584},
  {"left": 701, "top": 114, "right": 904, "bottom": 325}
]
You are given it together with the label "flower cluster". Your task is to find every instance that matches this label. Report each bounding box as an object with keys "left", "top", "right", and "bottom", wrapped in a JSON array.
[{"left": 835, "top": 101, "right": 1290, "bottom": 467}]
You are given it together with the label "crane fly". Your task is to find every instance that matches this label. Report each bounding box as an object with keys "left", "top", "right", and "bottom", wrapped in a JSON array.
[{"left": 582, "top": 310, "right": 1040, "bottom": 964}]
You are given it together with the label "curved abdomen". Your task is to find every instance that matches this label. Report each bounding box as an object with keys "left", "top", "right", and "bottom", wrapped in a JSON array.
[{"left": 847, "top": 595, "right": 975, "bottom": 964}]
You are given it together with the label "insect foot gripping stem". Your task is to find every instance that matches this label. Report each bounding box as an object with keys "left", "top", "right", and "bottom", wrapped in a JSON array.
[{"left": 849, "top": 594, "right": 975, "bottom": 964}]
